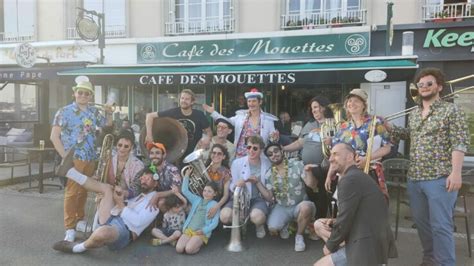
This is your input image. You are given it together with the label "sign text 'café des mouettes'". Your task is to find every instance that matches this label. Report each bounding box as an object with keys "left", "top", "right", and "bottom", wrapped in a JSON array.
[{"left": 137, "top": 32, "right": 370, "bottom": 64}]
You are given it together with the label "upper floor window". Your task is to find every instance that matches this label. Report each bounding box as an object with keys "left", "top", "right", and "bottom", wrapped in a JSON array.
[
  {"left": 422, "top": 0, "right": 473, "bottom": 22},
  {"left": 282, "top": 0, "right": 366, "bottom": 30},
  {"left": 66, "top": 0, "right": 127, "bottom": 40},
  {"left": 0, "top": 0, "right": 37, "bottom": 43},
  {"left": 166, "top": 0, "right": 234, "bottom": 36}
]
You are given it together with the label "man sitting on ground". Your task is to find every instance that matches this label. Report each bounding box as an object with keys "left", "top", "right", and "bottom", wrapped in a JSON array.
[{"left": 52, "top": 167, "right": 160, "bottom": 253}]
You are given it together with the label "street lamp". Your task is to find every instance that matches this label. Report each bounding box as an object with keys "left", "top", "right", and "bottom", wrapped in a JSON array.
[{"left": 75, "top": 7, "right": 106, "bottom": 64}]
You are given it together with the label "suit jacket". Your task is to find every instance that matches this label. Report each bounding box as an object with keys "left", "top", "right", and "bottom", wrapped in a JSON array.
[{"left": 326, "top": 165, "right": 395, "bottom": 265}]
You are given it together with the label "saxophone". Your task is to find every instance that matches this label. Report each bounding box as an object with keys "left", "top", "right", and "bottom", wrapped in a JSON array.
[{"left": 80, "top": 133, "right": 114, "bottom": 235}]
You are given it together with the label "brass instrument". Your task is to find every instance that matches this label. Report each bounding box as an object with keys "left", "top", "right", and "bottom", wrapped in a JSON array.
[
  {"left": 320, "top": 103, "right": 344, "bottom": 158},
  {"left": 385, "top": 74, "right": 474, "bottom": 121},
  {"left": 364, "top": 115, "right": 378, "bottom": 174},
  {"left": 180, "top": 149, "right": 212, "bottom": 196},
  {"left": 81, "top": 133, "right": 114, "bottom": 235},
  {"left": 89, "top": 102, "right": 117, "bottom": 113},
  {"left": 223, "top": 185, "right": 251, "bottom": 252},
  {"left": 139, "top": 117, "right": 188, "bottom": 164}
]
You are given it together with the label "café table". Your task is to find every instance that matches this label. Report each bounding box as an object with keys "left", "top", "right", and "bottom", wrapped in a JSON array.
[{"left": 18, "top": 147, "right": 62, "bottom": 193}]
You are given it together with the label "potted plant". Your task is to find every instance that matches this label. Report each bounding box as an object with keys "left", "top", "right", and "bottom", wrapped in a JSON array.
[
  {"left": 433, "top": 10, "right": 455, "bottom": 23},
  {"left": 331, "top": 16, "right": 342, "bottom": 27}
]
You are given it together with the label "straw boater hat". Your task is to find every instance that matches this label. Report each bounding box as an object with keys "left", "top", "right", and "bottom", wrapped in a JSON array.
[
  {"left": 244, "top": 88, "right": 263, "bottom": 99},
  {"left": 346, "top": 88, "right": 368, "bottom": 102},
  {"left": 72, "top": 81, "right": 95, "bottom": 94}
]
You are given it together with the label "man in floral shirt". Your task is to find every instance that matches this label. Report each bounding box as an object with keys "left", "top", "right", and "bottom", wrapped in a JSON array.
[
  {"left": 387, "top": 68, "right": 470, "bottom": 266},
  {"left": 259, "top": 143, "right": 317, "bottom": 252},
  {"left": 50, "top": 80, "right": 112, "bottom": 242}
]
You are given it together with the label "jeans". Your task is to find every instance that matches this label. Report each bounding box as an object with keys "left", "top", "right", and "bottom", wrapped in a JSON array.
[{"left": 407, "top": 177, "right": 458, "bottom": 266}]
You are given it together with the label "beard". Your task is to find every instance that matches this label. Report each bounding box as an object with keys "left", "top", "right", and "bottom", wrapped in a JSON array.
[
  {"left": 272, "top": 156, "right": 284, "bottom": 166},
  {"left": 420, "top": 90, "right": 439, "bottom": 101},
  {"left": 151, "top": 158, "right": 164, "bottom": 166}
]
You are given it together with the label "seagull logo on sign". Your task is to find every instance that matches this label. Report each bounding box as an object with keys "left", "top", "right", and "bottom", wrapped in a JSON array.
[
  {"left": 141, "top": 44, "right": 157, "bottom": 61},
  {"left": 345, "top": 34, "right": 367, "bottom": 55}
]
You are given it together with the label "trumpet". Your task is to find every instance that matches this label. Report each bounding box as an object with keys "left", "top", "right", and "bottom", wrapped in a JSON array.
[{"left": 89, "top": 102, "right": 116, "bottom": 113}]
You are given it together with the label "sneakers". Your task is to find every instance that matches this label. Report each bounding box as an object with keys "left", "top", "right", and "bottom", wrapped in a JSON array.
[
  {"left": 56, "top": 148, "right": 74, "bottom": 177},
  {"left": 75, "top": 220, "right": 92, "bottom": 233},
  {"left": 53, "top": 240, "right": 76, "bottom": 253},
  {"left": 64, "top": 229, "right": 76, "bottom": 242},
  {"left": 294, "top": 235, "right": 306, "bottom": 252},
  {"left": 150, "top": 238, "right": 162, "bottom": 246},
  {"left": 256, "top": 225, "right": 266, "bottom": 239},
  {"left": 279, "top": 224, "right": 290, "bottom": 239}
]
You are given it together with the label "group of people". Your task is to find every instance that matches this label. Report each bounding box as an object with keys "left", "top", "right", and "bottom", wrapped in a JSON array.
[{"left": 49, "top": 67, "right": 469, "bottom": 266}]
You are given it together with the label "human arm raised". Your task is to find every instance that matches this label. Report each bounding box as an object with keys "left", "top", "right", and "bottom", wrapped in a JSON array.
[{"left": 145, "top": 112, "right": 159, "bottom": 144}]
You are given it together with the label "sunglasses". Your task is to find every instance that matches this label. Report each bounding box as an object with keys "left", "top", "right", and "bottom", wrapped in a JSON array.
[
  {"left": 266, "top": 149, "right": 281, "bottom": 157},
  {"left": 117, "top": 143, "right": 130, "bottom": 149},
  {"left": 216, "top": 125, "right": 229, "bottom": 130},
  {"left": 246, "top": 145, "right": 259, "bottom": 151},
  {"left": 76, "top": 90, "right": 91, "bottom": 97},
  {"left": 211, "top": 151, "right": 223, "bottom": 156},
  {"left": 416, "top": 81, "right": 434, "bottom": 88}
]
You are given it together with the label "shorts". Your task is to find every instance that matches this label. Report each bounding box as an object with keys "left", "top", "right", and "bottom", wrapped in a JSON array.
[
  {"left": 102, "top": 216, "right": 132, "bottom": 250},
  {"left": 157, "top": 226, "right": 180, "bottom": 237},
  {"left": 183, "top": 228, "right": 209, "bottom": 244},
  {"left": 331, "top": 247, "right": 347, "bottom": 266},
  {"left": 267, "top": 201, "right": 316, "bottom": 230},
  {"left": 224, "top": 197, "right": 269, "bottom": 216}
]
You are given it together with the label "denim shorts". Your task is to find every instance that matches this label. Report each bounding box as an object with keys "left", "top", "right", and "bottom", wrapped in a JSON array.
[
  {"left": 331, "top": 247, "right": 347, "bottom": 266},
  {"left": 104, "top": 216, "right": 132, "bottom": 250}
]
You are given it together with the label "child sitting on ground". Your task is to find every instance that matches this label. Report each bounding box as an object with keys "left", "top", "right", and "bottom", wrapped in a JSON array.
[
  {"left": 151, "top": 185, "right": 187, "bottom": 246},
  {"left": 176, "top": 174, "right": 220, "bottom": 255}
]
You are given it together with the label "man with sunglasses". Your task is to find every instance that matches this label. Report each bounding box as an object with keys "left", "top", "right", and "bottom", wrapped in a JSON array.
[
  {"left": 194, "top": 118, "right": 236, "bottom": 163},
  {"left": 385, "top": 68, "right": 469, "bottom": 266},
  {"left": 220, "top": 135, "right": 272, "bottom": 238},
  {"left": 51, "top": 80, "right": 113, "bottom": 242},
  {"left": 258, "top": 143, "right": 317, "bottom": 252}
]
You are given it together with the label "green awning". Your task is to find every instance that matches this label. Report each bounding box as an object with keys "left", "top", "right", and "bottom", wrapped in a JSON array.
[{"left": 58, "top": 59, "right": 417, "bottom": 76}]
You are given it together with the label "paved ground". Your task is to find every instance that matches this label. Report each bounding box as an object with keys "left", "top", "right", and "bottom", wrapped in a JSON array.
[{"left": 0, "top": 179, "right": 473, "bottom": 266}]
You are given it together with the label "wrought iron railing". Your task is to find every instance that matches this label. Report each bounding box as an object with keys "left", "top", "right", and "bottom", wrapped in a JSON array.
[
  {"left": 422, "top": 2, "right": 473, "bottom": 21},
  {"left": 165, "top": 17, "right": 235, "bottom": 35},
  {"left": 281, "top": 9, "right": 367, "bottom": 30},
  {"left": 66, "top": 24, "right": 127, "bottom": 40},
  {"left": 0, "top": 32, "right": 36, "bottom": 43}
]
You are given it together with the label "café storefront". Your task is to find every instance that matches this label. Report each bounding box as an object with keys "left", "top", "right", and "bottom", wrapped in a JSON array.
[{"left": 58, "top": 28, "right": 418, "bottom": 128}]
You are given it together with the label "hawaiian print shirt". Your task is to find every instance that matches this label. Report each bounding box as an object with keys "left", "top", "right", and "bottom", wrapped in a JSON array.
[
  {"left": 163, "top": 209, "right": 186, "bottom": 231},
  {"left": 235, "top": 115, "right": 260, "bottom": 158},
  {"left": 264, "top": 158, "right": 307, "bottom": 207},
  {"left": 332, "top": 114, "right": 390, "bottom": 157},
  {"left": 391, "top": 100, "right": 469, "bottom": 181},
  {"left": 152, "top": 161, "right": 181, "bottom": 192},
  {"left": 52, "top": 102, "right": 106, "bottom": 161}
]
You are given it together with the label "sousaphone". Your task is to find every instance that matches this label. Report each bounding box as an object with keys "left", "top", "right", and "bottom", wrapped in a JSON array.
[{"left": 139, "top": 117, "right": 188, "bottom": 164}]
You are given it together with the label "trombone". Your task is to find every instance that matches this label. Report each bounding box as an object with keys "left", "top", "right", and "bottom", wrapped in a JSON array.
[
  {"left": 89, "top": 102, "right": 116, "bottom": 113},
  {"left": 385, "top": 74, "right": 474, "bottom": 121}
]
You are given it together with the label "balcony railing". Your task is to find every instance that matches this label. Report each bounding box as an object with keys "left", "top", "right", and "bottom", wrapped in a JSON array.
[
  {"left": 165, "top": 17, "right": 235, "bottom": 36},
  {"left": 422, "top": 2, "right": 473, "bottom": 21},
  {"left": 66, "top": 24, "right": 127, "bottom": 40},
  {"left": 0, "top": 32, "right": 35, "bottom": 43},
  {"left": 281, "top": 9, "right": 367, "bottom": 30}
]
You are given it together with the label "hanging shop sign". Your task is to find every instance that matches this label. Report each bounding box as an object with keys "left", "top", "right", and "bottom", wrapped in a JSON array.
[
  {"left": 15, "top": 43, "right": 37, "bottom": 68},
  {"left": 137, "top": 32, "right": 370, "bottom": 63}
]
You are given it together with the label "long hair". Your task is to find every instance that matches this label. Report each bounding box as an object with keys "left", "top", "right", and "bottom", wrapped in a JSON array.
[
  {"left": 205, "top": 143, "right": 230, "bottom": 169},
  {"left": 307, "top": 96, "right": 334, "bottom": 121}
]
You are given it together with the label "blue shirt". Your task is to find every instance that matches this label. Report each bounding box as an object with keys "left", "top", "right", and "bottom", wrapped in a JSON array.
[{"left": 52, "top": 102, "right": 106, "bottom": 161}]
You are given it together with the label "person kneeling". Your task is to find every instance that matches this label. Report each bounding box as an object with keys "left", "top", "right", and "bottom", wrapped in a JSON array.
[
  {"left": 176, "top": 175, "right": 220, "bottom": 254},
  {"left": 52, "top": 167, "right": 160, "bottom": 253}
]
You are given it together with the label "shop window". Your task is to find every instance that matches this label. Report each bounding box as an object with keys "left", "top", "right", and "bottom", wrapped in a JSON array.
[
  {"left": 282, "top": 0, "right": 365, "bottom": 30},
  {"left": 0, "top": 0, "right": 37, "bottom": 43},
  {"left": 454, "top": 90, "right": 474, "bottom": 154},
  {"left": 66, "top": 0, "right": 128, "bottom": 39},
  {"left": 0, "top": 83, "right": 38, "bottom": 122},
  {"left": 133, "top": 86, "right": 153, "bottom": 129},
  {"left": 166, "top": 0, "right": 234, "bottom": 35},
  {"left": 105, "top": 86, "right": 129, "bottom": 130},
  {"left": 422, "top": 0, "right": 472, "bottom": 22}
]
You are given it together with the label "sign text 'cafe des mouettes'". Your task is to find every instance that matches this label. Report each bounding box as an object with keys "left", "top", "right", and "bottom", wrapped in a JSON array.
[{"left": 136, "top": 32, "right": 370, "bottom": 85}]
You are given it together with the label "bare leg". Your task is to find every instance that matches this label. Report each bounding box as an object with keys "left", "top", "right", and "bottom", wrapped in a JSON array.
[
  {"left": 314, "top": 219, "right": 332, "bottom": 242},
  {"left": 176, "top": 234, "right": 190, "bottom": 253},
  {"left": 184, "top": 236, "right": 204, "bottom": 254},
  {"left": 161, "top": 231, "right": 182, "bottom": 244},
  {"left": 83, "top": 225, "right": 119, "bottom": 250},
  {"left": 151, "top": 228, "right": 168, "bottom": 240},
  {"left": 250, "top": 209, "right": 266, "bottom": 226},
  {"left": 314, "top": 254, "right": 335, "bottom": 266},
  {"left": 297, "top": 202, "right": 313, "bottom": 235},
  {"left": 220, "top": 207, "right": 232, "bottom": 224}
]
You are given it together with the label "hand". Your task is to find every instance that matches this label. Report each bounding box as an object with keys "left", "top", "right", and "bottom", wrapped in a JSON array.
[
  {"left": 146, "top": 193, "right": 159, "bottom": 211},
  {"left": 246, "top": 176, "right": 259, "bottom": 184},
  {"left": 200, "top": 136, "right": 211, "bottom": 150},
  {"left": 323, "top": 245, "right": 331, "bottom": 256},
  {"left": 171, "top": 185, "right": 179, "bottom": 195},
  {"left": 323, "top": 137, "right": 332, "bottom": 146},
  {"left": 269, "top": 130, "right": 280, "bottom": 143},
  {"left": 113, "top": 186, "right": 124, "bottom": 203},
  {"left": 304, "top": 164, "right": 318, "bottom": 172},
  {"left": 145, "top": 134, "right": 153, "bottom": 145},
  {"left": 446, "top": 172, "right": 462, "bottom": 192},
  {"left": 183, "top": 167, "right": 193, "bottom": 178},
  {"left": 236, "top": 179, "right": 246, "bottom": 187},
  {"left": 207, "top": 205, "right": 219, "bottom": 219},
  {"left": 324, "top": 175, "right": 332, "bottom": 192},
  {"left": 383, "top": 120, "right": 393, "bottom": 133},
  {"left": 355, "top": 156, "right": 366, "bottom": 169},
  {"left": 202, "top": 103, "right": 215, "bottom": 114},
  {"left": 91, "top": 175, "right": 100, "bottom": 181}
]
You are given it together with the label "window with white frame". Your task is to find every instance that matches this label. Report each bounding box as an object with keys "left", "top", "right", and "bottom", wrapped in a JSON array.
[
  {"left": 423, "top": 0, "right": 472, "bottom": 20},
  {"left": 66, "top": 0, "right": 127, "bottom": 39},
  {"left": 1, "top": 0, "right": 36, "bottom": 42},
  {"left": 170, "top": 0, "right": 233, "bottom": 34}
]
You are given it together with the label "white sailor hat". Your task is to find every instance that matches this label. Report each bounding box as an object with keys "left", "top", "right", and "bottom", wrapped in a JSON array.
[{"left": 244, "top": 88, "right": 263, "bottom": 99}]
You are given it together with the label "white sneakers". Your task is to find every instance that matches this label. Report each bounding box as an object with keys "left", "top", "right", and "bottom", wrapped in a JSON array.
[
  {"left": 279, "top": 224, "right": 290, "bottom": 239},
  {"left": 64, "top": 229, "right": 76, "bottom": 242},
  {"left": 75, "top": 220, "right": 92, "bottom": 233},
  {"left": 294, "top": 234, "right": 306, "bottom": 252},
  {"left": 256, "top": 225, "right": 266, "bottom": 239}
]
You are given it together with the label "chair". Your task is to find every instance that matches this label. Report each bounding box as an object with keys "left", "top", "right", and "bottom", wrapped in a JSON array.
[
  {"left": 0, "top": 145, "right": 32, "bottom": 184},
  {"left": 453, "top": 182, "right": 472, "bottom": 257},
  {"left": 382, "top": 158, "right": 410, "bottom": 239}
]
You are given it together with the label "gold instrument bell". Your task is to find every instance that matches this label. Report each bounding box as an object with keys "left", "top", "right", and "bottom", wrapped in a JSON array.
[{"left": 320, "top": 103, "right": 344, "bottom": 158}]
